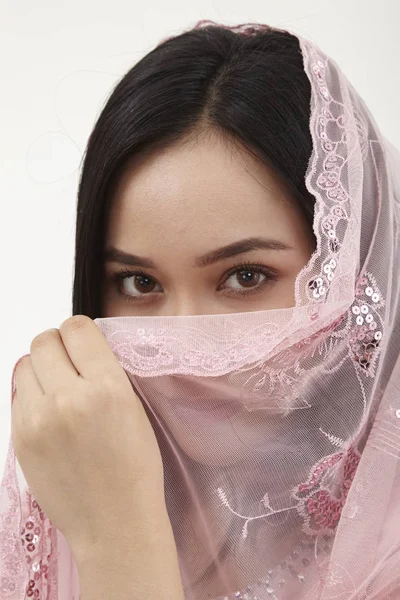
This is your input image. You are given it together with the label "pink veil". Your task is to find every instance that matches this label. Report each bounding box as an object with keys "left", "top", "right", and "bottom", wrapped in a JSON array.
[{"left": 1, "top": 27, "right": 400, "bottom": 599}]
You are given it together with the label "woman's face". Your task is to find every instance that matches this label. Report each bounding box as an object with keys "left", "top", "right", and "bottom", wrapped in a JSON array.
[
  {"left": 101, "top": 131, "right": 315, "bottom": 317},
  {"left": 100, "top": 131, "right": 316, "bottom": 466}
]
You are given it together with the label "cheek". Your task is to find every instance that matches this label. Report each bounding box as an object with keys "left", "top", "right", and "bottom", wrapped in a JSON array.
[{"left": 259, "top": 279, "right": 296, "bottom": 309}]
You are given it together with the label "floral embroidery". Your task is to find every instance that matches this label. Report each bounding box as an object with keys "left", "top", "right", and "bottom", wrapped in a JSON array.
[{"left": 292, "top": 446, "right": 361, "bottom": 536}]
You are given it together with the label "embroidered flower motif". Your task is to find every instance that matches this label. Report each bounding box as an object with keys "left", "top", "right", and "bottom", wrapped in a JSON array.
[{"left": 293, "top": 446, "right": 361, "bottom": 535}]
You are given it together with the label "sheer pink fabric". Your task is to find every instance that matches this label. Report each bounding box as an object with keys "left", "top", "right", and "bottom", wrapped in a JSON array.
[{"left": 1, "top": 28, "right": 400, "bottom": 599}]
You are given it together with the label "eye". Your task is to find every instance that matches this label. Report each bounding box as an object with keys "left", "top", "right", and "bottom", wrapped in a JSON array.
[
  {"left": 112, "top": 269, "right": 162, "bottom": 300},
  {"left": 225, "top": 269, "right": 264, "bottom": 289},
  {"left": 219, "top": 263, "right": 278, "bottom": 295}
]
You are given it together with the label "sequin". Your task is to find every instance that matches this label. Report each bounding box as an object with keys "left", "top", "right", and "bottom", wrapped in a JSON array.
[
  {"left": 360, "top": 305, "right": 369, "bottom": 314},
  {"left": 329, "top": 239, "right": 340, "bottom": 252},
  {"left": 328, "top": 272, "right": 334, "bottom": 281},
  {"left": 374, "top": 331, "right": 382, "bottom": 341},
  {"left": 328, "top": 229, "right": 336, "bottom": 239},
  {"left": 356, "top": 316, "right": 364, "bottom": 326},
  {"left": 352, "top": 306, "right": 360, "bottom": 315},
  {"left": 365, "top": 287, "right": 374, "bottom": 296},
  {"left": 323, "top": 264, "right": 331, "bottom": 274},
  {"left": 396, "top": 409, "right": 400, "bottom": 419},
  {"left": 366, "top": 314, "right": 373, "bottom": 323},
  {"left": 319, "top": 286, "right": 326, "bottom": 295},
  {"left": 313, "top": 289, "right": 320, "bottom": 299},
  {"left": 372, "top": 293, "right": 380, "bottom": 303},
  {"left": 329, "top": 259, "right": 337, "bottom": 269}
]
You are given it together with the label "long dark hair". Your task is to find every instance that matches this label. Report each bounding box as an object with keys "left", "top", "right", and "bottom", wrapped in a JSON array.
[{"left": 72, "top": 20, "right": 314, "bottom": 318}]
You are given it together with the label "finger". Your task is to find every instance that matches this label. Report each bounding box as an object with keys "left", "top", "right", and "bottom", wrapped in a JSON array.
[
  {"left": 58, "top": 315, "right": 124, "bottom": 380},
  {"left": 14, "top": 354, "right": 44, "bottom": 396},
  {"left": 12, "top": 355, "right": 44, "bottom": 425},
  {"left": 30, "top": 327, "right": 80, "bottom": 394}
]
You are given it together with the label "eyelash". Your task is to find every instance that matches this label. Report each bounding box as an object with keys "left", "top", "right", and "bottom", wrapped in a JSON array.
[{"left": 111, "top": 260, "right": 279, "bottom": 304}]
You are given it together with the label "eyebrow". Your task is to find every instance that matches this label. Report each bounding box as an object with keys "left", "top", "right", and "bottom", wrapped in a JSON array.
[{"left": 104, "top": 236, "right": 293, "bottom": 269}]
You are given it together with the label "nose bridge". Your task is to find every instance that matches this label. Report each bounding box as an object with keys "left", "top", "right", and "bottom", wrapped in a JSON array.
[
  {"left": 172, "top": 296, "right": 205, "bottom": 317},
  {"left": 167, "top": 285, "right": 209, "bottom": 316}
]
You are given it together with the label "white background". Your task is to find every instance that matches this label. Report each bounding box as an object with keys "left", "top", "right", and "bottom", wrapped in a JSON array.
[{"left": 0, "top": 0, "right": 399, "bottom": 475}]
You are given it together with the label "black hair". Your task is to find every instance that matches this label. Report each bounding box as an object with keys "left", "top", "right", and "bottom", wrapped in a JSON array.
[{"left": 72, "top": 19, "right": 314, "bottom": 318}]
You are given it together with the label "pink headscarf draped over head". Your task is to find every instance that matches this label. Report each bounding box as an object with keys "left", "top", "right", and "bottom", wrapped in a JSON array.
[{"left": 1, "top": 24, "right": 400, "bottom": 600}]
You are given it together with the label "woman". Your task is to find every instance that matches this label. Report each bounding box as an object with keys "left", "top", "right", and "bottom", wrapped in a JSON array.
[{"left": 1, "top": 20, "right": 399, "bottom": 599}]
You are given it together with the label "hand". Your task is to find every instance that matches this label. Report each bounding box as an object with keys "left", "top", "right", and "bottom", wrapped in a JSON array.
[{"left": 11, "top": 315, "right": 166, "bottom": 558}]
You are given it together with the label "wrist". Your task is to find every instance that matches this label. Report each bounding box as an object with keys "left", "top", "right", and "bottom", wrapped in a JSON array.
[
  {"left": 72, "top": 506, "right": 173, "bottom": 569},
  {"left": 74, "top": 505, "right": 184, "bottom": 600},
  {"left": 70, "top": 487, "right": 170, "bottom": 568}
]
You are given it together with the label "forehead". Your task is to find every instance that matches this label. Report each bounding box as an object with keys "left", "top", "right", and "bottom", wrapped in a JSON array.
[{"left": 108, "top": 133, "right": 298, "bottom": 238}]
